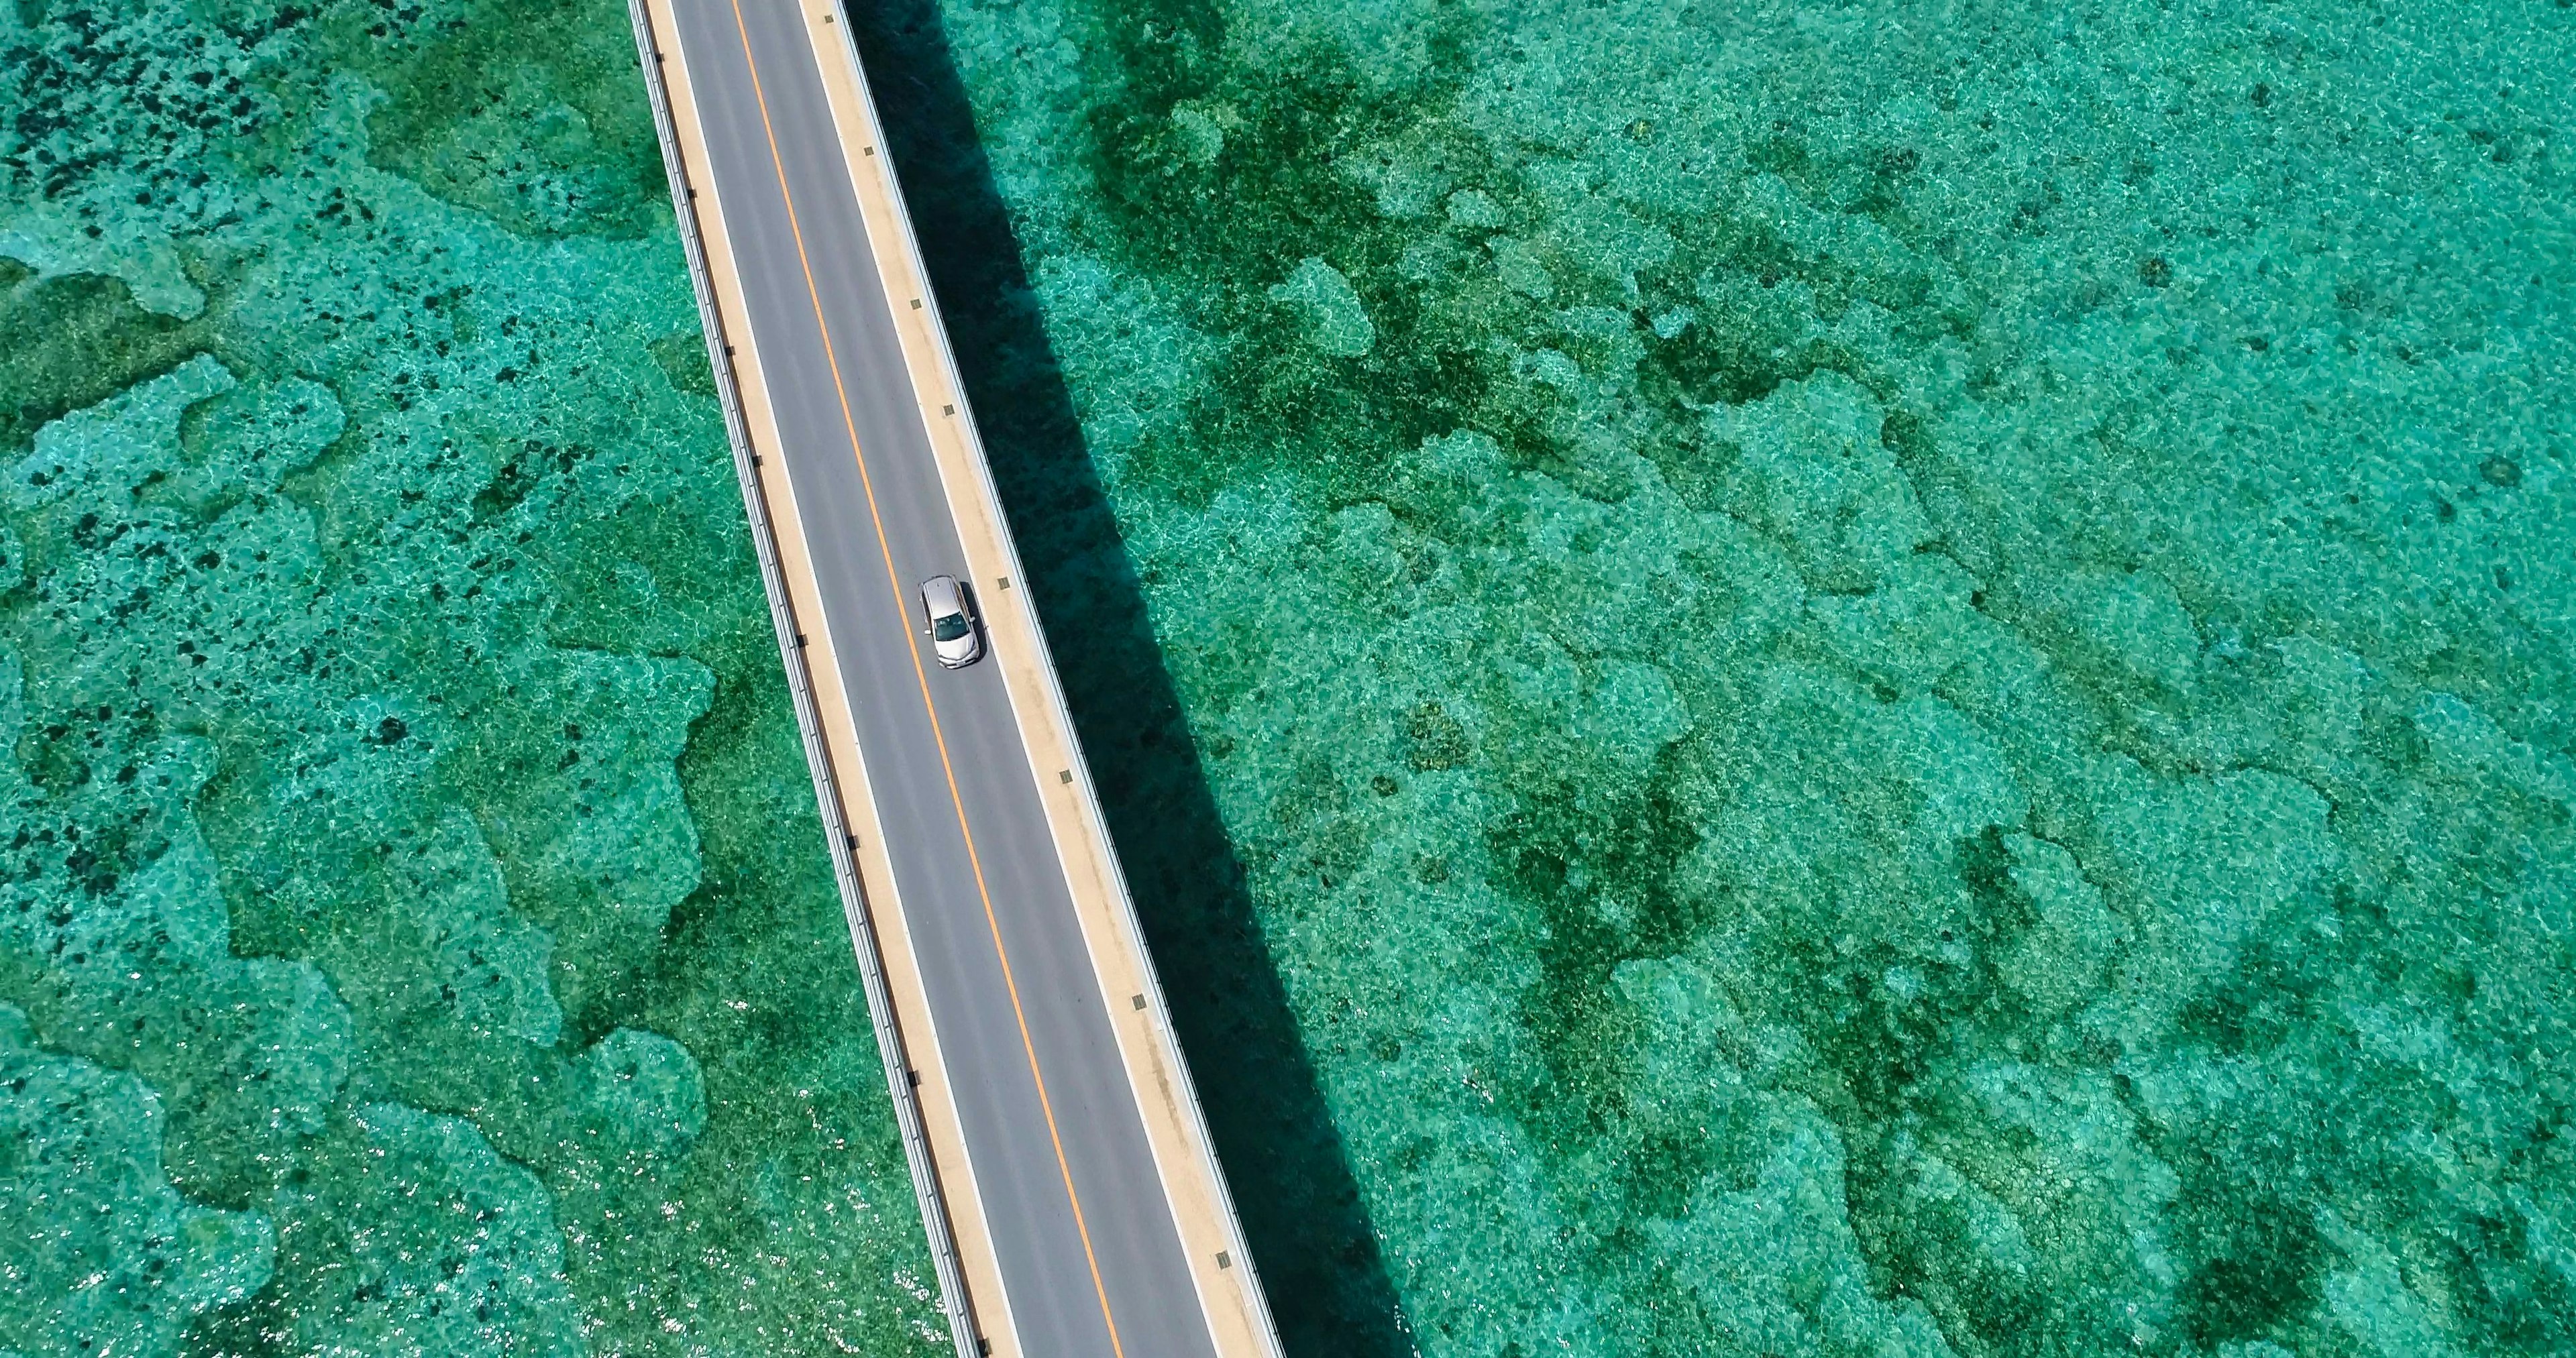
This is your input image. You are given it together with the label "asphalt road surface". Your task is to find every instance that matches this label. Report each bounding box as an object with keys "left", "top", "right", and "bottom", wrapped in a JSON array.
[{"left": 661, "top": 1, "right": 1221, "bottom": 1354}]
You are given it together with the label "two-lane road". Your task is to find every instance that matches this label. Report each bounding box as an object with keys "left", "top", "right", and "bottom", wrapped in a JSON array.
[{"left": 652, "top": 1, "right": 1225, "bottom": 1353}]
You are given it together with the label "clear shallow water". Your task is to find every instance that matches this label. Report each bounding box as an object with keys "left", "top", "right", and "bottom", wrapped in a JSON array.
[
  {"left": 5, "top": 0, "right": 2573, "bottom": 1355},
  {"left": 0, "top": 0, "right": 945, "bottom": 1351},
  {"left": 897, "top": 0, "right": 2575, "bottom": 1353}
]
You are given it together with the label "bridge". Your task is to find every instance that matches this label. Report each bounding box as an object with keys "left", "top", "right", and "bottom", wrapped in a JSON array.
[{"left": 623, "top": 1, "right": 1286, "bottom": 1355}]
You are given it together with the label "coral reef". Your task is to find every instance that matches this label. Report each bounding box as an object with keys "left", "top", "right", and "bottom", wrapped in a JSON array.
[
  {"left": 910, "top": 0, "right": 2576, "bottom": 1352},
  {"left": 0, "top": 1003, "right": 274, "bottom": 1354},
  {"left": 9, "top": 0, "right": 2571, "bottom": 1350},
  {"left": 0, "top": 0, "right": 942, "bottom": 1351}
]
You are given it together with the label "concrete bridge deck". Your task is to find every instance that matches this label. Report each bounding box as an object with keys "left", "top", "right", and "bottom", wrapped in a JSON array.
[{"left": 623, "top": 2, "right": 1285, "bottom": 1354}]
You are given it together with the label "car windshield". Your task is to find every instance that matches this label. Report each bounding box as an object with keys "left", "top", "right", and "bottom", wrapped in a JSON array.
[{"left": 932, "top": 613, "right": 971, "bottom": 642}]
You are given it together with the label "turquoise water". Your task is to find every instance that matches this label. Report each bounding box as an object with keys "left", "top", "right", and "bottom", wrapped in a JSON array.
[
  {"left": 5, "top": 0, "right": 2573, "bottom": 1354},
  {"left": 898, "top": 0, "right": 2575, "bottom": 1353},
  {"left": 0, "top": 0, "right": 945, "bottom": 1351}
]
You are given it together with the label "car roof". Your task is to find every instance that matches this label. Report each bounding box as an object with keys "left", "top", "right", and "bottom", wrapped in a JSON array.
[{"left": 920, "top": 574, "right": 964, "bottom": 612}]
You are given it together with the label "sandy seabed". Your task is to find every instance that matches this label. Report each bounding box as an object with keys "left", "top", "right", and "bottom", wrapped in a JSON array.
[{"left": 3, "top": 0, "right": 2571, "bottom": 1355}]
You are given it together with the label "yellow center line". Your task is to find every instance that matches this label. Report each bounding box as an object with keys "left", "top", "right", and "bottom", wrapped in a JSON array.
[{"left": 715, "top": 3, "right": 1128, "bottom": 1354}]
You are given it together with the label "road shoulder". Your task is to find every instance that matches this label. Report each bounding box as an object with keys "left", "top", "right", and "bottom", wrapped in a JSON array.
[
  {"left": 796, "top": 8, "right": 1286, "bottom": 1357},
  {"left": 629, "top": 3, "right": 1023, "bottom": 1354}
]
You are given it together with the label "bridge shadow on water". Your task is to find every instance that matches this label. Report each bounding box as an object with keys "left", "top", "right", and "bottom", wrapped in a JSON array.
[{"left": 841, "top": 3, "right": 1415, "bottom": 1354}]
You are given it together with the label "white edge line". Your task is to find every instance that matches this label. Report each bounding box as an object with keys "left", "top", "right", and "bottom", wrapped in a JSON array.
[
  {"left": 818, "top": 679, "right": 1026, "bottom": 1358},
  {"left": 625, "top": 8, "right": 994, "bottom": 1357},
  {"left": 810, "top": 9, "right": 1290, "bottom": 1357}
]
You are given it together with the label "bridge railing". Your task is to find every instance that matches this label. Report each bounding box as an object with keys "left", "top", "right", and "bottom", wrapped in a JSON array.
[
  {"left": 623, "top": 7, "right": 986, "bottom": 1356},
  {"left": 814, "top": 7, "right": 1287, "bottom": 1355}
]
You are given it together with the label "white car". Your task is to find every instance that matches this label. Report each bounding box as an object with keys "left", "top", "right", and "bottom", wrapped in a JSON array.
[{"left": 918, "top": 574, "right": 983, "bottom": 669}]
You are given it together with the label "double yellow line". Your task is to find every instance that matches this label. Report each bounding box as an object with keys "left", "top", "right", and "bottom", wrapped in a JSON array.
[{"left": 715, "top": 1, "right": 1127, "bottom": 1353}]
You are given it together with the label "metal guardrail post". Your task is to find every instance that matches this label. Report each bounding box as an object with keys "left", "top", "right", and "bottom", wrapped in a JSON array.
[{"left": 623, "top": 7, "right": 987, "bottom": 1357}]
